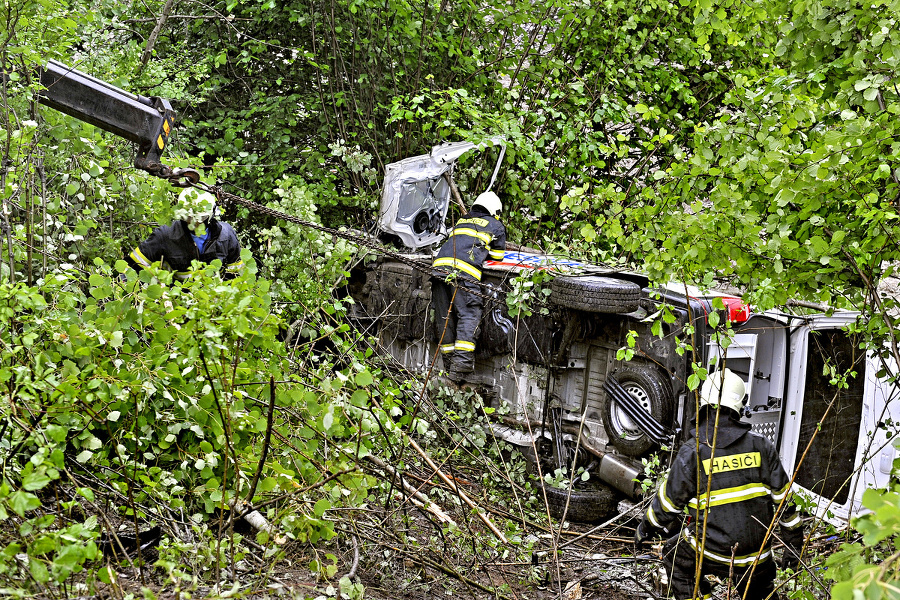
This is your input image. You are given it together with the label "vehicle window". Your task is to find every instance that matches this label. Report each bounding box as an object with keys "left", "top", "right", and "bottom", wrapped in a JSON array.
[{"left": 794, "top": 329, "right": 865, "bottom": 505}]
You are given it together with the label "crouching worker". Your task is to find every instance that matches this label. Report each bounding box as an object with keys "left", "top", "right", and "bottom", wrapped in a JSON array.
[
  {"left": 126, "top": 188, "right": 244, "bottom": 280},
  {"left": 635, "top": 368, "right": 804, "bottom": 600},
  {"left": 431, "top": 190, "right": 506, "bottom": 379}
]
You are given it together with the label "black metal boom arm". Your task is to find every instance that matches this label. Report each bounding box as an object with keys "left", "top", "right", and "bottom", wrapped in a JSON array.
[{"left": 36, "top": 60, "right": 198, "bottom": 185}]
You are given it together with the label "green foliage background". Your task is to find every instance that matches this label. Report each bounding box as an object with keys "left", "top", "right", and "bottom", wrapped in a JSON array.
[{"left": 2, "top": 0, "right": 900, "bottom": 596}]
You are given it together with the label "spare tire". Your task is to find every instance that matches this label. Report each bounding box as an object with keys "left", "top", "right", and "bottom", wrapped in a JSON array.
[
  {"left": 538, "top": 479, "right": 617, "bottom": 523},
  {"left": 550, "top": 276, "right": 641, "bottom": 314},
  {"left": 603, "top": 366, "right": 674, "bottom": 457}
]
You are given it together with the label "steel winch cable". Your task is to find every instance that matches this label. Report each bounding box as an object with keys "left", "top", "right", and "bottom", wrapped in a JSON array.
[{"left": 192, "top": 181, "right": 512, "bottom": 303}]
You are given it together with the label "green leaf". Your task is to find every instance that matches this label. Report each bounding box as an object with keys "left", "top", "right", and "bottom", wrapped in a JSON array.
[
  {"left": 580, "top": 223, "right": 597, "bottom": 242},
  {"left": 22, "top": 471, "right": 52, "bottom": 492},
  {"left": 8, "top": 491, "right": 40, "bottom": 517},
  {"left": 29, "top": 558, "right": 49, "bottom": 583},
  {"left": 687, "top": 374, "right": 701, "bottom": 391},
  {"left": 110, "top": 331, "right": 123, "bottom": 348},
  {"left": 355, "top": 370, "right": 374, "bottom": 386},
  {"left": 313, "top": 498, "right": 330, "bottom": 517},
  {"left": 46, "top": 425, "right": 69, "bottom": 444},
  {"left": 97, "top": 565, "right": 114, "bottom": 584}
]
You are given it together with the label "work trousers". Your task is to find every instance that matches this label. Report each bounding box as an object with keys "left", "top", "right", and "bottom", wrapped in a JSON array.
[
  {"left": 662, "top": 534, "right": 779, "bottom": 600},
  {"left": 431, "top": 274, "right": 483, "bottom": 372}
]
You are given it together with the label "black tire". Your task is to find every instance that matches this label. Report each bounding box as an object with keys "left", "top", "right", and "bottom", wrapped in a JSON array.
[
  {"left": 539, "top": 479, "right": 617, "bottom": 523},
  {"left": 549, "top": 276, "right": 641, "bottom": 313},
  {"left": 603, "top": 366, "right": 674, "bottom": 457}
]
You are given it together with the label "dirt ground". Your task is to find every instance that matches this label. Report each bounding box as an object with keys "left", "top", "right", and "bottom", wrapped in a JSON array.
[{"left": 87, "top": 487, "right": 662, "bottom": 600}]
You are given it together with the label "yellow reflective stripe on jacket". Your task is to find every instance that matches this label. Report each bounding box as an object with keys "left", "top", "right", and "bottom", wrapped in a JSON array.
[
  {"left": 488, "top": 248, "right": 505, "bottom": 260},
  {"left": 455, "top": 340, "right": 475, "bottom": 352},
  {"left": 685, "top": 531, "right": 772, "bottom": 565},
  {"left": 440, "top": 344, "right": 455, "bottom": 354},
  {"left": 449, "top": 227, "right": 493, "bottom": 245},
  {"left": 657, "top": 476, "right": 680, "bottom": 514},
  {"left": 225, "top": 260, "right": 244, "bottom": 273},
  {"left": 130, "top": 247, "right": 152, "bottom": 268},
  {"left": 433, "top": 257, "right": 482, "bottom": 280},
  {"left": 687, "top": 482, "right": 771, "bottom": 510},
  {"left": 646, "top": 506, "right": 662, "bottom": 528}
]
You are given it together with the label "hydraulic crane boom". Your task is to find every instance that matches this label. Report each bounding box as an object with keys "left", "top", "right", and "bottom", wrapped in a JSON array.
[{"left": 37, "top": 60, "right": 198, "bottom": 185}]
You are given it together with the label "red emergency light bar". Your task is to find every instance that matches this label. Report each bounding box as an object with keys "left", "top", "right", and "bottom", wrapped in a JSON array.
[{"left": 721, "top": 296, "right": 750, "bottom": 323}]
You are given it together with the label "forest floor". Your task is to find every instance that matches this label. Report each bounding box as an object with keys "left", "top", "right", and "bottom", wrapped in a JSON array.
[
  {"left": 80, "top": 428, "right": 665, "bottom": 600},
  {"left": 96, "top": 496, "right": 662, "bottom": 600},
  {"left": 52, "top": 379, "right": 822, "bottom": 600}
]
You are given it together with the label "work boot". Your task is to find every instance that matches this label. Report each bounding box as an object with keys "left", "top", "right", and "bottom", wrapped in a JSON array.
[
  {"left": 441, "top": 354, "right": 456, "bottom": 374},
  {"left": 450, "top": 351, "right": 475, "bottom": 374}
]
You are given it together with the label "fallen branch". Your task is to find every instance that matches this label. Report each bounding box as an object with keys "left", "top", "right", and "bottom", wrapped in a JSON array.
[
  {"left": 406, "top": 436, "right": 509, "bottom": 544},
  {"left": 365, "top": 454, "right": 457, "bottom": 527},
  {"left": 234, "top": 499, "right": 287, "bottom": 545}
]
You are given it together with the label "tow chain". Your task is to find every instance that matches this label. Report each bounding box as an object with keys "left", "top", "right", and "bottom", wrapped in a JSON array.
[{"left": 193, "top": 182, "right": 509, "bottom": 303}]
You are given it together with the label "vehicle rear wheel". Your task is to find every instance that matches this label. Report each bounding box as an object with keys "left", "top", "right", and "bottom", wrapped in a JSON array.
[
  {"left": 538, "top": 478, "right": 617, "bottom": 523},
  {"left": 526, "top": 432, "right": 617, "bottom": 523},
  {"left": 549, "top": 276, "right": 641, "bottom": 313},
  {"left": 603, "top": 366, "right": 673, "bottom": 457}
]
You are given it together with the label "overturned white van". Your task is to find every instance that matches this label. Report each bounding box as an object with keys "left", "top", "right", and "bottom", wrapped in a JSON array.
[{"left": 347, "top": 141, "right": 900, "bottom": 524}]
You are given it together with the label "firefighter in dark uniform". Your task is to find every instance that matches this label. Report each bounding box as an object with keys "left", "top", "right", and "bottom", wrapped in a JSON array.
[
  {"left": 126, "top": 188, "right": 244, "bottom": 280},
  {"left": 635, "top": 369, "right": 804, "bottom": 600},
  {"left": 431, "top": 191, "right": 506, "bottom": 379}
]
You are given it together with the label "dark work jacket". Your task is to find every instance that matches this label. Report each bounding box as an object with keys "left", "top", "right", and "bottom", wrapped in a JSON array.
[
  {"left": 432, "top": 207, "right": 506, "bottom": 281},
  {"left": 640, "top": 408, "right": 804, "bottom": 567},
  {"left": 127, "top": 219, "right": 243, "bottom": 280}
]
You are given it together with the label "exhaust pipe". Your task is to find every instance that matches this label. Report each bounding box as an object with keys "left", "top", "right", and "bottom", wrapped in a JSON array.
[{"left": 579, "top": 438, "right": 642, "bottom": 498}]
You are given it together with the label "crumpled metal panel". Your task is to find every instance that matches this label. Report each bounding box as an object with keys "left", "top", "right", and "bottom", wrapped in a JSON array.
[{"left": 377, "top": 139, "right": 504, "bottom": 249}]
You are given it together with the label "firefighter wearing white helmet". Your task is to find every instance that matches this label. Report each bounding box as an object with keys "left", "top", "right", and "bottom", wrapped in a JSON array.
[
  {"left": 175, "top": 188, "right": 218, "bottom": 235},
  {"left": 635, "top": 368, "right": 805, "bottom": 599},
  {"left": 700, "top": 366, "right": 748, "bottom": 413},
  {"left": 472, "top": 190, "right": 502, "bottom": 216},
  {"left": 126, "top": 187, "right": 244, "bottom": 280},
  {"left": 432, "top": 190, "right": 507, "bottom": 379}
]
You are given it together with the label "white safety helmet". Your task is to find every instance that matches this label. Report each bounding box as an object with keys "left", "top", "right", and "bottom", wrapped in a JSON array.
[
  {"left": 472, "top": 191, "right": 502, "bottom": 216},
  {"left": 700, "top": 368, "right": 747, "bottom": 413},
  {"left": 176, "top": 188, "right": 217, "bottom": 233}
]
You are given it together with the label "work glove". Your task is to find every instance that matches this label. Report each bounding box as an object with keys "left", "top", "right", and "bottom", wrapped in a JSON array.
[
  {"left": 634, "top": 521, "right": 652, "bottom": 547},
  {"left": 779, "top": 525, "right": 804, "bottom": 571},
  {"left": 780, "top": 545, "right": 801, "bottom": 571}
]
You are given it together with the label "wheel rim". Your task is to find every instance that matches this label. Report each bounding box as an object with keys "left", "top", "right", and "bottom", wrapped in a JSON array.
[{"left": 610, "top": 382, "right": 652, "bottom": 440}]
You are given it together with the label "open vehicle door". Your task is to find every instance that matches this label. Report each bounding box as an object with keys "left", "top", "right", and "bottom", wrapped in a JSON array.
[
  {"left": 777, "top": 315, "right": 900, "bottom": 522},
  {"left": 707, "top": 312, "right": 900, "bottom": 522}
]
